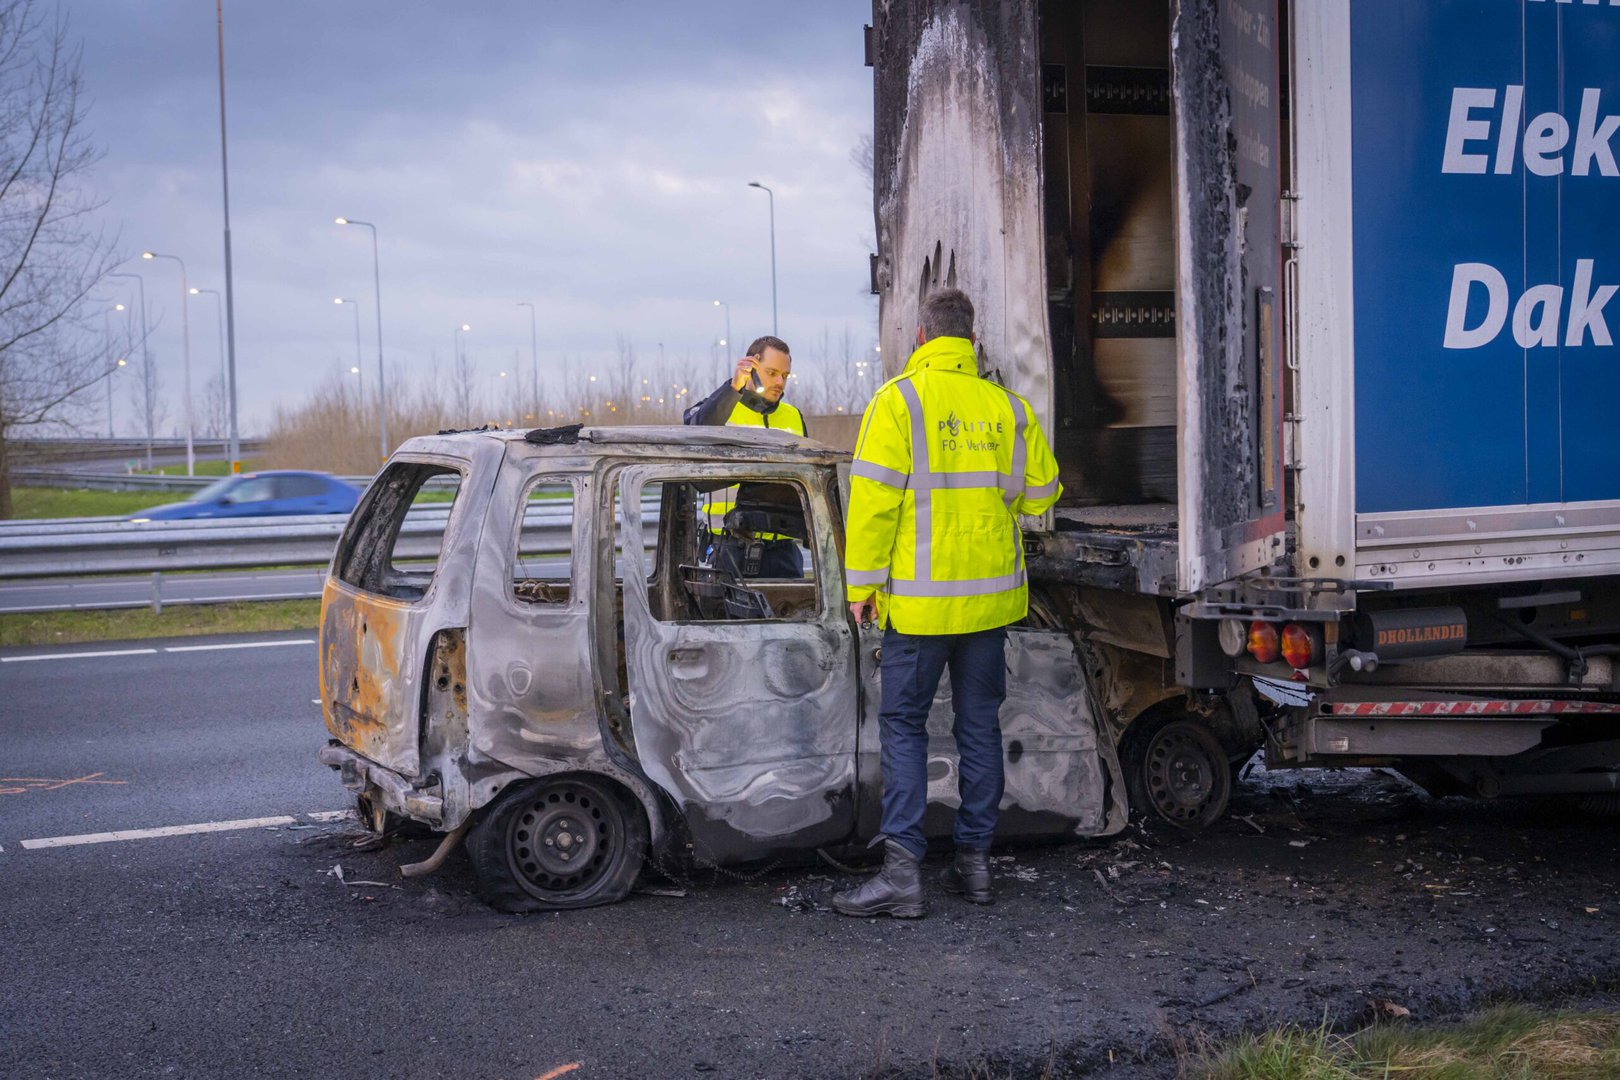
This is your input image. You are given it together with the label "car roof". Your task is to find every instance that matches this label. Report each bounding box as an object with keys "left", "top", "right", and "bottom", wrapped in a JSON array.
[{"left": 401, "top": 424, "right": 847, "bottom": 460}]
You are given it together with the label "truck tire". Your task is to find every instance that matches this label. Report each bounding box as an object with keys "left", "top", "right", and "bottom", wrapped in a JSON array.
[
  {"left": 1122, "top": 716, "right": 1231, "bottom": 832},
  {"left": 466, "top": 775, "right": 648, "bottom": 912}
]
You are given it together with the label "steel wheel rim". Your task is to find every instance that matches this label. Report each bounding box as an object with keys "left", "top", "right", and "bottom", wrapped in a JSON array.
[
  {"left": 1144, "top": 725, "right": 1221, "bottom": 825},
  {"left": 506, "top": 782, "right": 619, "bottom": 900}
]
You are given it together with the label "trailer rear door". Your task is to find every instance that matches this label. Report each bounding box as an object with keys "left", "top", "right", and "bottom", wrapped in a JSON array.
[{"left": 1170, "top": 0, "right": 1287, "bottom": 591}]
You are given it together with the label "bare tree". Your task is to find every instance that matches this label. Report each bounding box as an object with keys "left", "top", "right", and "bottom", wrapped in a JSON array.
[
  {"left": 0, "top": 1, "right": 121, "bottom": 516},
  {"left": 200, "top": 373, "right": 228, "bottom": 438}
]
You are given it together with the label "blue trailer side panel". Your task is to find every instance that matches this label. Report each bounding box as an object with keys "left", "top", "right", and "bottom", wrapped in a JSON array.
[{"left": 1350, "top": 0, "right": 1620, "bottom": 514}]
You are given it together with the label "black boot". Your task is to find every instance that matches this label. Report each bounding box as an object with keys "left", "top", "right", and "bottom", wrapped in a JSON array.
[
  {"left": 832, "top": 839, "right": 926, "bottom": 919},
  {"left": 939, "top": 847, "right": 993, "bottom": 904}
]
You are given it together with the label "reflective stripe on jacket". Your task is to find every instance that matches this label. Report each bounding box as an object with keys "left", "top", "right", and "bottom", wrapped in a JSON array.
[
  {"left": 845, "top": 335, "right": 1061, "bottom": 635},
  {"left": 704, "top": 398, "right": 807, "bottom": 532}
]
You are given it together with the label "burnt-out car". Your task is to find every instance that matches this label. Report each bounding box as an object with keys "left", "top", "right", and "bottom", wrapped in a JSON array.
[{"left": 318, "top": 425, "right": 1125, "bottom": 911}]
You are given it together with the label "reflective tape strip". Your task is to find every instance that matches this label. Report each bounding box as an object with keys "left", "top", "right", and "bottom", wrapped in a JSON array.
[
  {"left": 897, "top": 379, "right": 931, "bottom": 582},
  {"left": 845, "top": 567, "right": 890, "bottom": 587},
  {"left": 887, "top": 569, "right": 1027, "bottom": 598},
  {"left": 1025, "top": 477, "right": 1059, "bottom": 501},
  {"left": 926, "top": 470, "right": 1003, "bottom": 490},
  {"left": 1003, "top": 391, "right": 1028, "bottom": 509},
  {"left": 852, "top": 460, "right": 909, "bottom": 488}
]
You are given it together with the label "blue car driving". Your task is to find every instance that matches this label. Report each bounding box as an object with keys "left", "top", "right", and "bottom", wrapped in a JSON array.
[{"left": 130, "top": 470, "right": 362, "bottom": 521}]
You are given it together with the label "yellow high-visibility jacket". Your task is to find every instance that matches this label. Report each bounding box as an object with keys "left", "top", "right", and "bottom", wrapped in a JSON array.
[
  {"left": 704, "top": 398, "right": 807, "bottom": 532},
  {"left": 845, "top": 335, "right": 1061, "bottom": 634}
]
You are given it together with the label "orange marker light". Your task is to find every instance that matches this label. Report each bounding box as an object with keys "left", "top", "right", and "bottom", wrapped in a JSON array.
[
  {"left": 1280, "top": 623, "right": 1316, "bottom": 669},
  {"left": 1247, "top": 620, "right": 1280, "bottom": 663}
]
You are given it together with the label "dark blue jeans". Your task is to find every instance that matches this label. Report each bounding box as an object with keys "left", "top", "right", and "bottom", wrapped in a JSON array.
[{"left": 878, "top": 626, "right": 1008, "bottom": 859}]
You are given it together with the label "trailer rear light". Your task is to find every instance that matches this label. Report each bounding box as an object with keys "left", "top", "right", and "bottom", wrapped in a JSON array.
[
  {"left": 1280, "top": 622, "right": 1317, "bottom": 669},
  {"left": 1246, "top": 620, "right": 1279, "bottom": 663}
]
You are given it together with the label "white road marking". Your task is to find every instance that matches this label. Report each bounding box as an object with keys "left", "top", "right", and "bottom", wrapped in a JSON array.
[
  {"left": 306, "top": 810, "right": 355, "bottom": 822},
  {"left": 20, "top": 815, "right": 297, "bottom": 850},
  {"left": 2, "top": 648, "right": 159, "bottom": 663},
  {"left": 163, "top": 639, "right": 316, "bottom": 653}
]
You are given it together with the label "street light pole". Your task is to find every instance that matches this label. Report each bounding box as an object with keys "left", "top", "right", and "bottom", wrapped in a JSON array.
[
  {"left": 516, "top": 301, "right": 538, "bottom": 422},
  {"left": 189, "top": 287, "right": 226, "bottom": 391},
  {"left": 142, "top": 251, "right": 194, "bottom": 476},
  {"left": 103, "top": 307, "right": 126, "bottom": 438},
  {"left": 335, "top": 298, "right": 364, "bottom": 409},
  {"left": 747, "top": 181, "right": 777, "bottom": 335},
  {"left": 215, "top": 0, "right": 242, "bottom": 473},
  {"left": 712, "top": 299, "right": 731, "bottom": 357},
  {"left": 108, "top": 272, "right": 153, "bottom": 469},
  {"left": 336, "top": 217, "right": 386, "bottom": 461}
]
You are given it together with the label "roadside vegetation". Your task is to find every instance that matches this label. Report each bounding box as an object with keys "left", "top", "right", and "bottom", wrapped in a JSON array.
[
  {"left": 264, "top": 328, "right": 875, "bottom": 474},
  {"left": 1193, "top": 1004, "right": 1620, "bottom": 1080},
  {"left": 10, "top": 486, "right": 181, "bottom": 518},
  {"left": 0, "top": 599, "right": 319, "bottom": 647},
  {"left": 135, "top": 458, "right": 261, "bottom": 476}
]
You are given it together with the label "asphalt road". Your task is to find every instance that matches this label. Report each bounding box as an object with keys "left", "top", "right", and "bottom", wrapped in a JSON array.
[{"left": 2, "top": 635, "right": 1617, "bottom": 1079}]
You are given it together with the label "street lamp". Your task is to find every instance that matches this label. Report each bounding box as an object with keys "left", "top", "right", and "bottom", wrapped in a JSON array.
[
  {"left": 336, "top": 216, "right": 388, "bottom": 461},
  {"left": 712, "top": 299, "right": 732, "bottom": 359},
  {"left": 516, "top": 301, "right": 538, "bottom": 423},
  {"left": 335, "top": 298, "right": 364, "bottom": 408},
  {"left": 109, "top": 272, "right": 154, "bottom": 469},
  {"left": 141, "top": 250, "right": 194, "bottom": 475},
  {"left": 214, "top": 0, "right": 243, "bottom": 473},
  {"left": 103, "top": 305, "right": 127, "bottom": 438},
  {"left": 747, "top": 182, "right": 777, "bottom": 335},
  {"left": 189, "top": 287, "right": 226, "bottom": 391}
]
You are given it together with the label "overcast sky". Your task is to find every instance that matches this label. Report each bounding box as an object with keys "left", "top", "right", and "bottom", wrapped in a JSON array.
[{"left": 72, "top": 0, "right": 876, "bottom": 435}]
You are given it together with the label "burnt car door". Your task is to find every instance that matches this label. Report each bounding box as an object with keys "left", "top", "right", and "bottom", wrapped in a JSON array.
[
  {"left": 852, "top": 620, "right": 1126, "bottom": 843},
  {"left": 614, "top": 462, "right": 859, "bottom": 863}
]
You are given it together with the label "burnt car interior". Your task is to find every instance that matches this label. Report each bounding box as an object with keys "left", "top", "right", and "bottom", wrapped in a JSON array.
[
  {"left": 512, "top": 479, "right": 574, "bottom": 605},
  {"left": 616, "top": 475, "right": 820, "bottom": 624},
  {"left": 1039, "top": 0, "right": 1178, "bottom": 534},
  {"left": 335, "top": 460, "right": 464, "bottom": 602}
]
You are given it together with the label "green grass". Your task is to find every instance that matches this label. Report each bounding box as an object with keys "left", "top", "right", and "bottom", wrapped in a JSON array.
[
  {"left": 8, "top": 487, "right": 186, "bottom": 519},
  {"left": 0, "top": 599, "right": 321, "bottom": 648},
  {"left": 1198, "top": 1005, "right": 1620, "bottom": 1080},
  {"left": 136, "top": 459, "right": 262, "bottom": 477}
]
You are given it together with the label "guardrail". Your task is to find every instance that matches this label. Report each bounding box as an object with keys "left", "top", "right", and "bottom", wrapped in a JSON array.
[{"left": 0, "top": 499, "right": 662, "bottom": 612}]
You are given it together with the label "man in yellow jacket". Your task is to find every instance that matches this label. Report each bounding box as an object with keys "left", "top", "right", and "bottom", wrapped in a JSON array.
[
  {"left": 683, "top": 335, "right": 808, "bottom": 578},
  {"left": 833, "top": 288, "right": 1062, "bottom": 919}
]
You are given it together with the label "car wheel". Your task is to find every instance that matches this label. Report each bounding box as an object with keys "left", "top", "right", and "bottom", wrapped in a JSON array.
[
  {"left": 466, "top": 775, "right": 648, "bottom": 912},
  {"left": 1122, "top": 716, "right": 1232, "bottom": 832}
]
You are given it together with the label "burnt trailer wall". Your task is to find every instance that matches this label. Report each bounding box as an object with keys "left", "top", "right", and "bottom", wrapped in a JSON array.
[
  {"left": 873, "top": 1, "right": 1287, "bottom": 594},
  {"left": 870, "top": 0, "right": 1053, "bottom": 439}
]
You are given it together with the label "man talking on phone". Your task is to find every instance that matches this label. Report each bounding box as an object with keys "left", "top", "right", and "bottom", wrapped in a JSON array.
[
  {"left": 683, "top": 335, "right": 808, "bottom": 578},
  {"left": 683, "top": 335, "right": 806, "bottom": 436}
]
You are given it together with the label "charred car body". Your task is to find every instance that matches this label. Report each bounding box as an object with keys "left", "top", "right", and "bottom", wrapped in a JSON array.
[{"left": 319, "top": 426, "right": 1123, "bottom": 911}]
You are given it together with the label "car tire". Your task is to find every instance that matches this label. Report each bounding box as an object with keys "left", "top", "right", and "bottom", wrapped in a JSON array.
[
  {"left": 1121, "top": 715, "right": 1232, "bottom": 833},
  {"left": 466, "top": 775, "right": 648, "bottom": 912}
]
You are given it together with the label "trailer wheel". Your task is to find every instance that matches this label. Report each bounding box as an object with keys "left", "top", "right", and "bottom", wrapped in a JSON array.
[
  {"left": 1123, "top": 717, "right": 1231, "bottom": 832},
  {"left": 466, "top": 775, "right": 648, "bottom": 912}
]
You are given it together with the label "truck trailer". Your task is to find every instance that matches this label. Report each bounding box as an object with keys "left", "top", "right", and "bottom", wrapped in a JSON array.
[{"left": 867, "top": 0, "right": 1620, "bottom": 826}]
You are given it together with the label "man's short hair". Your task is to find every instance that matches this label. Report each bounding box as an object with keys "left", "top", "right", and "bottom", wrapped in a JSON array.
[
  {"left": 920, "top": 288, "right": 975, "bottom": 340},
  {"left": 747, "top": 335, "right": 791, "bottom": 358}
]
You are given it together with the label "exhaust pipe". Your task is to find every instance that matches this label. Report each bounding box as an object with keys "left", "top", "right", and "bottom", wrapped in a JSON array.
[{"left": 398, "top": 818, "right": 472, "bottom": 879}]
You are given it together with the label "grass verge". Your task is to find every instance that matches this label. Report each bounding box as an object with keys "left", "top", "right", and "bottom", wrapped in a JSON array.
[
  {"left": 9, "top": 487, "right": 185, "bottom": 519},
  {"left": 1197, "top": 1004, "right": 1620, "bottom": 1079},
  {"left": 136, "top": 459, "right": 261, "bottom": 477},
  {"left": 0, "top": 599, "right": 320, "bottom": 648}
]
